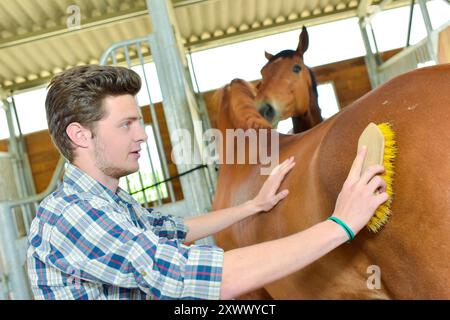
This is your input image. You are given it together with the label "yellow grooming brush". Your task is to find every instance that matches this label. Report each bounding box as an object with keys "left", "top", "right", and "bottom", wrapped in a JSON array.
[{"left": 357, "top": 122, "right": 397, "bottom": 232}]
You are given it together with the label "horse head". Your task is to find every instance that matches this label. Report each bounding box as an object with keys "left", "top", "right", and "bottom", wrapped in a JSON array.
[{"left": 255, "top": 26, "right": 323, "bottom": 133}]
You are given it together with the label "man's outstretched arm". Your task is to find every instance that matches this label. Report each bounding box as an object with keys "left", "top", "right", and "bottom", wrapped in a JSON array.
[
  {"left": 221, "top": 219, "right": 347, "bottom": 299},
  {"left": 220, "top": 146, "right": 389, "bottom": 299}
]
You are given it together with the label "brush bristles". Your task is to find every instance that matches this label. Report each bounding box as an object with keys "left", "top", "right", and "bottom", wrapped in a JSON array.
[{"left": 367, "top": 122, "right": 397, "bottom": 233}]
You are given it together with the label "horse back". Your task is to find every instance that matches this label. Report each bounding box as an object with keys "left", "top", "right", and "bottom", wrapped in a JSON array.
[{"left": 317, "top": 64, "right": 450, "bottom": 298}]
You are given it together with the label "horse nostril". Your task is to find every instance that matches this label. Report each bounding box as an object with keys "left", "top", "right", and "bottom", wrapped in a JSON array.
[{"left": 259, "top": 103, "right": 276, "bottom": 122}]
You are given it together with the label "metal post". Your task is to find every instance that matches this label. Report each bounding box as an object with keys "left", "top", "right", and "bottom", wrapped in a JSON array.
[
  {"left": 0, "top": 270, "right": 8, "bottom": 299},
  {"left": 418, "top": 0, "right": 433, "bottom": 36},
  {"left": 359, "top": 18, "right": 380, "bottom": 88},
  {"left": 2, "top": 99, "right": 34, "bottom": 233},
  {"left": 10, "top": 96, "right": 37, "bottom": 230},
  {"left": 10, "top": 95, "right": 36, "bottom": 195},
  {"left": 417, "top": 0, "right": 437, "bottom": 62},
  {"left": 146, "top": 0, "right": 214, "bottom": 244},
  {"left": 146, "top": 0, "right": 211, "bottom": 210},
  {"left": 406, "top": 0, "right": 416, "bottom": 47},
  {"left": 0, "top": 202, "right": 31, "bottom": 299},
  {"left": 3, "top": 99, "right": 25, "bottom": 198}
]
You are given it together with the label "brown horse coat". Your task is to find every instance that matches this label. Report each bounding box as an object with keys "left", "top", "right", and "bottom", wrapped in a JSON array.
[{"left": 212, "top": 65, "right": 450, "bottom": 299}]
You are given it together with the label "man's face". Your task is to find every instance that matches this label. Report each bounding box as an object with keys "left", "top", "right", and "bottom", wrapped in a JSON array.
[{"left": 91, "top": 94, "right": 148, "bottom": 179}]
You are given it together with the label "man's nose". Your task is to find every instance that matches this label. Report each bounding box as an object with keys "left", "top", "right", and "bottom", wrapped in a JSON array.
[{"left": 137, "top": 123, "right": 148, "bottom": 142}]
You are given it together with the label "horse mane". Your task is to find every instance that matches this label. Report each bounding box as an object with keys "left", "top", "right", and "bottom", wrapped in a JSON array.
[
  {"left": 291, "top": 67, "right": 322, "bottom": 133},
  {"left": 214, "top": 79, "right": 272, "bottom": 130},
  {"left": 229, "top": 79, "right": 255, "bottom": 103},
  {"left": 268, "top": 49, "right": 296, "bottom": 62},
  {"left": 308, "top": 67, "right": 318, "bottom": 98}
]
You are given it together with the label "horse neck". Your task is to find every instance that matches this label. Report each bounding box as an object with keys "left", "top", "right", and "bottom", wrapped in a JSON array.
[
  {"left": 217, "top": 101, "right": 252, "bottom": 165},
  {"left": 218, "top": 128, "right": 277, "bottom": 167},
  {"left": 292, "top": 89, "right": 323, "bottom": 134}
]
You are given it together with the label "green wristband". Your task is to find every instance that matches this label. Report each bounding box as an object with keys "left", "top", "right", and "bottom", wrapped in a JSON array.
[{"left": 327, "top": 216, "right": 355, "bottom": 243}]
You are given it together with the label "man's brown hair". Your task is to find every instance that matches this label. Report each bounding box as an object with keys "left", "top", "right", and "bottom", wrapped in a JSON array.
[{"left": 45, "top": 65, "right": 141, "bottom": 162}]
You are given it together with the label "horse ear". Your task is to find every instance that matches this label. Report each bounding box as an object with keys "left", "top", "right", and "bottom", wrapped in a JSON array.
[
  {"left": 264, "top": 51, "right": 273, "bottom": 61},
  {"left": 296, "top": 26, "right": 309, "bottom": 57}
]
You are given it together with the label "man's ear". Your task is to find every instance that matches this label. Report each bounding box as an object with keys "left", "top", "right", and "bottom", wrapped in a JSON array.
[{"left": 66, "top": 122, "right": 92, "bottom": 148}]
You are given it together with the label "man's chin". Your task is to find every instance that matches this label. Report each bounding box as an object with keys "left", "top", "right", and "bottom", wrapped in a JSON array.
[
  {"left": 122, "top": 165, "right": 140, "bottom": 177},
  {"left": 102, "top": 165, "right": 139, "bottom": 179}
]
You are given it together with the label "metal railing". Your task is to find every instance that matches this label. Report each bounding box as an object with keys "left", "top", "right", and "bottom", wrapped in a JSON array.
[
  {"left": 359, "top": 0, "right": 448, "bottom": 87},
  {"left": 0, "top": 157, "right": 65, "bottom": 299},
  {"left": 376, "top": 30, "right": 438, "bottom": 84}
]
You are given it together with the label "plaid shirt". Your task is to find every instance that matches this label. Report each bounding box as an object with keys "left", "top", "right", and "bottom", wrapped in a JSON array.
[{"left": 27, "top": 163, "right": 223, "bottom": 300}]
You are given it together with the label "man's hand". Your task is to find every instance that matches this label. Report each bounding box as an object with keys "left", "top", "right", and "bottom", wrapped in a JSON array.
[
  {"left": 332, "top": 146, "right": 389, "bottom": 235},
  {"left": 250, "top": 157, "right": 296, "bottom": 213},
  {"left": 185, "top": 157, "right": 294, "bottom": 242}
]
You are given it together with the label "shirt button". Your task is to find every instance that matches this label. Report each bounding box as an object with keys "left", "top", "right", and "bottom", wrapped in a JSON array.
[{"left": 141, "top": 271, "right": 147, "bottom": 277}]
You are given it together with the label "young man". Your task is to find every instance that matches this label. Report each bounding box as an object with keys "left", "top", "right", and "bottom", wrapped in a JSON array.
[{"left": 27, "top": 65, "right": 388, "bottom": 300}]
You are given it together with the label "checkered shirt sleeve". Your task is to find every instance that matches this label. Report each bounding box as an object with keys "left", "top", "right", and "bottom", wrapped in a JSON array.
[{"left": 28, "top": 195, "right": 223, "bottom": 300}]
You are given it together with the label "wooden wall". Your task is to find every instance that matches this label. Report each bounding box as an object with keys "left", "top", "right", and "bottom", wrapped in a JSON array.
[
  {"left": 0, "top": 50, "right": 401, "bottom": 196},
  {"left": 438, "top": 24, "right": 450, "bottom": 63}
]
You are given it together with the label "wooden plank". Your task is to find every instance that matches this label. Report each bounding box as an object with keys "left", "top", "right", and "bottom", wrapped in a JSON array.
[{"left": 438, "top": 25, "right": 450, "bottom": 64}]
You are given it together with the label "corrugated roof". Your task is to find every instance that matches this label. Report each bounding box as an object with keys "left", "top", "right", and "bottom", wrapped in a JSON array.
[{"left": 0, "top": 0, "right": 410, "bottom": 92}]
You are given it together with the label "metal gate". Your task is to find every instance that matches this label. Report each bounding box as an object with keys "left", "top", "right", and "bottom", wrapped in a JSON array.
[{"left": 359, "top": 0, "right": 446, "bottom": 88}]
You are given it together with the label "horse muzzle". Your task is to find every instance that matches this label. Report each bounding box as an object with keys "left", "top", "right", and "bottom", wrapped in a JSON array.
[{"left": 258, "top": 103, "right": 277, "bottom": 124}]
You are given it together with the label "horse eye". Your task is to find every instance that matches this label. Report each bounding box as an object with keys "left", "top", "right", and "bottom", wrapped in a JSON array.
[{"left": 292, "top": 65, "right": 302, "bottom": 73}]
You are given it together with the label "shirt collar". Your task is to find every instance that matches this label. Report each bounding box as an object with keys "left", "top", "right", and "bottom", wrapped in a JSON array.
[{"left": 64, "top": 163, "right": 135, "bottom": 206}]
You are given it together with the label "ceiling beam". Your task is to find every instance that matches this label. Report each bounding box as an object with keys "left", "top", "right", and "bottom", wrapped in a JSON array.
[
  {"left": 0, "top": 0, "right": 213, "bottom": 50},
  {"left": 0, "top": 7, "right": 149, "bottom": 50},
  {"left": 171, "top": 0, "right": 212, "bottom": 8}
]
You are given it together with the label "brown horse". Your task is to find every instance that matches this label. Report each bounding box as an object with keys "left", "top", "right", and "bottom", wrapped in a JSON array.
[
  {"left": 256, "top": 26, "right": 323, "bottom": 133},
  {"left": 212, "top": 64, "right": 450, "bottom": 299},
  {"left": 217, "top": 26, "right": 323, "bottom": 134}
]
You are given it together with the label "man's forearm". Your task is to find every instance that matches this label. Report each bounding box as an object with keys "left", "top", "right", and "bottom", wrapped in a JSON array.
[
  {"left": 184, "top": 201, "right": 259, "bottom": 243},
  {"left": 220, "top": 220, "right": 349, "bottom": 299}
]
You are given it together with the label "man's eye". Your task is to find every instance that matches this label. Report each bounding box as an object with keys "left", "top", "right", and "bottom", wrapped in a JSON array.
[{"left": 122, "top": 121, "right": 131, "bottom": 128}]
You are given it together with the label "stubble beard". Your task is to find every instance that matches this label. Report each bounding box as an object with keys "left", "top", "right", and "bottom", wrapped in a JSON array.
[{"left": 93, "top": 137, "right": 137, "bottom": 179}]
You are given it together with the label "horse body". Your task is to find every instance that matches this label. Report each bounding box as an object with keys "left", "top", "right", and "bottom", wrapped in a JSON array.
[{"left": 213, "top": 65, "right": 450, "bottom": 299}]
